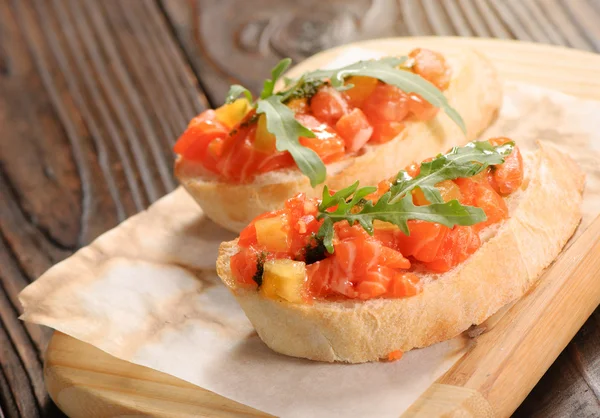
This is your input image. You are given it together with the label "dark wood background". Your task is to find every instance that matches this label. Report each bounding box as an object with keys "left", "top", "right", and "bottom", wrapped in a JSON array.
[{"left": 1, "top": 0, "right": 599, "bottom": 417}]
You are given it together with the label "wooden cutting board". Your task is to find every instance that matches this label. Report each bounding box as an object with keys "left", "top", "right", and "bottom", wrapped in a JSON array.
[{"left": 44, "top": 38, "right": 600, "bottom": 418}]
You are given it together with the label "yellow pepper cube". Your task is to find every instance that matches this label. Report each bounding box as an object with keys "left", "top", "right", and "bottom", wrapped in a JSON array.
[
  {"left": 254, "top": 114, "right": 277, "bottom": 153},
  {"left": 255, "top": 216, "right": 289, "bottom": 253},
  {"left": 214, "top": 98, "right": 251, "bottom": 129},
  {"left": 260, "top": 259, "right": 307, "bottom": 303}
]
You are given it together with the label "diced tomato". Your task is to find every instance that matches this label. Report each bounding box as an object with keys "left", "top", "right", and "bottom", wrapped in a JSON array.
[
  {"left": 238, "top": 225, "right": 258, "bottom": 247},
  {"left": 387, "top": 350, "right": 404, "bottom": 361},
  {"left": 424, "top": 226, "right": 480, "bottom": 273},
  {"left": 362, "top": 84, "right": 409, "bottom": 123},
  {"left": 365, "top": 179, "right": 393, "bottom": 202},
  {"left": 309, "top": 86, "right": 349, "bottom": 126},
  {"left": 388, "top": 272, "right": 421, "bottom": 297},
  {"left": 409, "top": 48, "right": 451, "bottom": 90},
  {"left": 284, "top": 193, "right": 308, "bottom": 221},
  {"left": 230, "top": 249, "right": 259, "bottom": 286},
  {"left": 287, "top": 98, "right": 308, "bottom": 114},
  {"left": 344, "top": 76, "right": 379, "bottom": 108},
  {"left": 174, "top": 110, "right": 229, "bottom": 161},
  {"left": 335, "top": 108, "right": 373, "bottom": 152},
  {"left": 455, "top": 177, "right": 508, "bottom": 232},
  {"left": 408, "top": 93, "right": 439, "bottom": 121},
  {"left": 488, "top": 137, "right": 524, "bottom": 195},
  {"left": 283, "top": 194, "right": 322, "bottom": 255},
  {"left": 405, "top": 162, "right": 421, "bottom": 177},
  {"left": 370, "top": 121, "right": 405, "bottom": 144},
  {"left": 296, "top": 114, "right": 346, "bottom": 163}
]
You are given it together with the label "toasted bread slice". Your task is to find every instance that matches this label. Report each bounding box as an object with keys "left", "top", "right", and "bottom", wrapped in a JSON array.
[
  {"left": 176, "top": 49, "right": 502, "bottom": 233},
  {"left": 216, "top": 142, "right": 584, "bottom": 363}
]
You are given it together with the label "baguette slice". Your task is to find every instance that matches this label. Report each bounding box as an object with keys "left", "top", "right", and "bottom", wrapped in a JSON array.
[
  {"left": 216, "top": 141, "right": 584, "bottom": 363},
  {"left": 176, "top": 48, "right": 502, "bottom": 233}
]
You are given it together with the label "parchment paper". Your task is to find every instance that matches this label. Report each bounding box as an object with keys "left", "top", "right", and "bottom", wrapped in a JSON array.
[{"left": 19, "top": 83, "right": 600, "bottom": 418}]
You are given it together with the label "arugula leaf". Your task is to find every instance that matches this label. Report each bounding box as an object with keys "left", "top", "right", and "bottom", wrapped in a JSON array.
[
  {"left": 317, "top": 191, "right": 485, "bottom": 253},
  {"left": 279, "top": 78, "right": 324, "bottom": 102},
  {"left": 256, "top": 96, "right": 326, "bottom": 187},
  {"left": 388, "top": 140, "right": 514, "bottom": 204},
  {"left": 319, "top": 182, "right": 363, "bottom": 212},
  {"left": 333, "top": 192, "right": 485, "bottom": 235},
  {"left": 316, "top": 182, "right": 379, "bottom": 252},
  {"left": 317, "top": 217, "right": 335, "bottom": 253},
  {"left": 315, "top": 140, "right": 515, "bottom": 253},
  {"left": 300, "top": 57, "right": 465, "bottom": 134},
  {"left": 260, "top": 58, "right": 292, "bottom": 99},
  {"left": 225, "top": 84, "right": 253, "bottom": 104}
]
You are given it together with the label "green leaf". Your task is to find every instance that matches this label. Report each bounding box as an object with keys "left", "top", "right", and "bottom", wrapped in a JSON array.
[
  {"left": 314, "top": 140, "right": 517, "bottom": 252},
  {"left": 353, "top": 194, "right": 486, "bottom": 234},
  {"left": 318, "top": 182, "right": 360, "bottom": 212},
  {"left": 317, "top": 217, "right": 335, "bottom": 253},
  {"left": 318, "top": 191, "right": 486, "bottom": 243},
  {"left": 256, "top": 96, "right": 326, "bottom": 186},
  {"left": 260, "top": 58, "right": 292, "bottom": 99},
  {"left": 389, "top": 140, "right": 513, "bottom": 204},
  {"left": 317, "top": 182, "right": 376, "bottom": 253},
  {"left": 301, "top": 57, "right": 465, "bottom": 134},
  {"left": 225, "top": 84, "right": 253, "bottom": 104}
]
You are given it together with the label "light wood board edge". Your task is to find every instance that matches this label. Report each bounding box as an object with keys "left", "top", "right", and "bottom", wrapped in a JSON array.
[
  {"left": 402, "top": 214, "right": 600, "bottom": 418},
  {"left": 45, "top": 332, "right": 272, "bottom": 418},
  {"left": 403, "top": 383, "right": 495, "bottom": 418}
]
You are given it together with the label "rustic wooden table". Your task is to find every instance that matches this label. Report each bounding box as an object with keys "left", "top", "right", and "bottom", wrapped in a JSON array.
[{"left": 1, "top": 1, "right": 599, "bottom": 417}]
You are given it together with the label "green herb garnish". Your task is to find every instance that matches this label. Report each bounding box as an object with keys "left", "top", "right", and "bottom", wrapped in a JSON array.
[
  {"left": 389, "top": 141, "right": 514, "bottom": 204},
  {"left": 303, "top": 234, "right": 328, "bottom": 264},
  {"left": 252, "top": 252, "right": 267, "bottom": 287},
  {"left": 256, "top": 97, "right": 326, "bottom": 186},
  {"left": 225, "top": 56, "right": 466, "bottom": 187},
  {"left": 316, "top": 141, "right": 512, "bottom": 253}
]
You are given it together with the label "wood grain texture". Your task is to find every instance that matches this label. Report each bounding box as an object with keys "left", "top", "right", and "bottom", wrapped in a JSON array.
[
  {"left": 2, "top": 0, "right": 600, "bottom": 417},
  {"left": 44, "top": 332, "right": 271, "bottom": 418},
  {"left": 0, "top": 0, "right": 204, "bottom": 417},
  {"left": 437, "top": 215, "right": 600, "bottom": 417},
  {"left": 162, "top": 0, "right": 600, "bottom": 102}
]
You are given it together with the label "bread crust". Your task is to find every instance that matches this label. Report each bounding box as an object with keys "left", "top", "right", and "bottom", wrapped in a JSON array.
[
  {"left": 176, "top": 48, "right": 502, "bottom": 233},
  {"left": 216, "top": 142, "right": 584, "bottom": 363}
]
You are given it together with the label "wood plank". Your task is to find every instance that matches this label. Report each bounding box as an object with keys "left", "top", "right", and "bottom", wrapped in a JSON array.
[
  {"left": 0, "top": 0, "right": 207, "bottom": 416},
  {"left": 435, "top": 215, "right": 600, "bottom": 417},
  {"left": 162, "top": 0, "right": 600, "bottom": 103},
  {"left": 44, "top": 333, "right": 271, "bottom": 418}
]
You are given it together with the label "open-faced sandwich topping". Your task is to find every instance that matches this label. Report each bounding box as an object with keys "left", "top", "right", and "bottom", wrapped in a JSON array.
[
  {"left": 230, "top": 137, "right": 523, "bottom": 303},
  {"left": 174, "top": 49, "right": 462, "bottom": 186}
]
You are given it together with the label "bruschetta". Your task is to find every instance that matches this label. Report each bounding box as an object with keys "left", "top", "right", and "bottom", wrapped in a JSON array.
[
  {"left": 216, "top": 138, "right": 584, "bottom": 363},
  {"left": 175, "top": 48, "right": 502, "bottom": 232}
]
